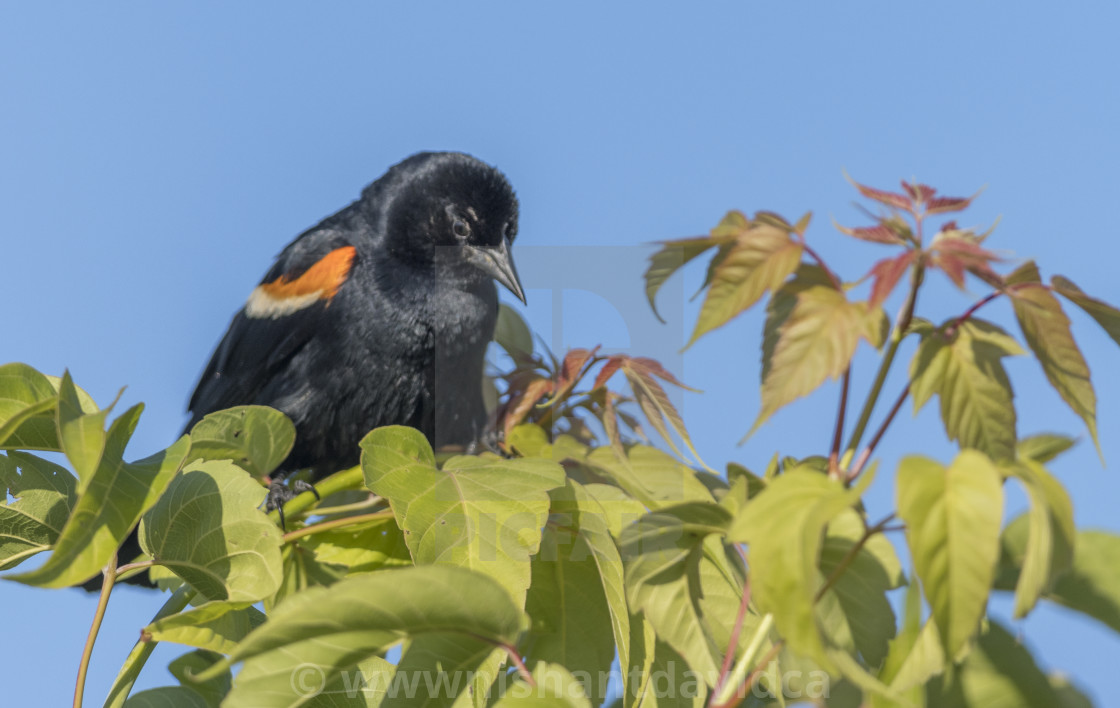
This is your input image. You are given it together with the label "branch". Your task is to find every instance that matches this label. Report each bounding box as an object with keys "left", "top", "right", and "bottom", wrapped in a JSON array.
[
  {"left": 712, "top": 558, "right": 752, "bottom": 702},
  {"left": 815, "top": 514, "right": 897, "bottom": 602},
  {"left": 75, "top": 552, "right": 117, "bottom": 708},
  {"left": 282, "top": 510, "right": 396, "bottom": 544},
  {"left": 847, "top": 383, "right": 910, "bottom": 482},
  {"left": 828, "top": 369, "right": 851, "bottom": 480},
  {"left": 843, "top": 257, "right": 924, "bottom": 463}
]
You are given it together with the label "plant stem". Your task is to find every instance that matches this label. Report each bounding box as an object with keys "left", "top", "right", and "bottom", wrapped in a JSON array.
[
  {"left": 713, "top": 571, "right": 753, "bottom": 701},
  {"left": 801, "top": 242, "right": 843, "bottom": 290},
  {"left": 711, "top": 613, "right": 775, "bottom": 708},
  {"left": 310, "top": 496, "right": 384, "bottom": 517},
  {"left": 842, "top": 258, "right": 924, "bottom": 466},
  {"left": 103, "top": 586, "right": 194, "bottom": 708},
  {"left": 847, "top": 383, "right": 910, "bottom": 481},
  {"left": 503, "top": 645, "right": 536, "bottom": 686},
  {"left": 828, "top": 369, "right": 851, "bottom": 480},
  {"left": 75, "top": 553, "right": 117, "bottom": 708},
  {"left": 282, "top": 509, "right": 397, "bottom": 543},
  {"left": 815, "top": 514, "right": 896, "bottom": 602}
]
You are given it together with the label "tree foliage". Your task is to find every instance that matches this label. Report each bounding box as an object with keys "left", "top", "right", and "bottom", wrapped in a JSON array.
[{"left": 4, "top": 177, "right": 1120, "bottom": 707}]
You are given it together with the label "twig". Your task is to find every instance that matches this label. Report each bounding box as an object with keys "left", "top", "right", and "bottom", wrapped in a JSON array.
[
  {"left": 800, "top": 242, "right": 843, "bottom": 290},
  {"left": 847, "top": 383, "right": 910, "bottom": 482},
  {"left": 712, "top": 568, "right": 753, "bottom": 701},
  {"left": 75, "top": 552, "right": 117, "bottom": 708},
  {"left": 281, "top": 510, "right": 396, "bottom": 544},
  {"left": 710, "top": 614, "right": 776, "bottom": 708},
  {"left": 503, "top": 645, "right": 536, "bottom": 687},
  {"left": 843, "top": 258, "right": 924, "bottom": 462},
  {"left": 815, "top": 514, "right": 896, "bottom": 603},
  {"left": 828, "top": 369, "right": 851, "bottom": 480}
]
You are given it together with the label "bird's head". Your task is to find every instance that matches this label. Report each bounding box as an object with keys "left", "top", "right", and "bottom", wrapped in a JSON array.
[{"left": 378, "top": 152, "right": 525, "bottom": 304}]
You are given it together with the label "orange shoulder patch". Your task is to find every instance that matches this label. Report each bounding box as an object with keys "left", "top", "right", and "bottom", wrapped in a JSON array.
[
  {"left": 245, "top": 246, "right": 357, "bottom": 319},
  {"left": 260, "top": 246, "right": 357, "bottom": 300}
]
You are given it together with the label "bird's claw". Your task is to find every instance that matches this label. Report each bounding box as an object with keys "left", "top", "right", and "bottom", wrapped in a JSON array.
[{"left": 268, "top": 479, "right": 321, "bottom": 530}]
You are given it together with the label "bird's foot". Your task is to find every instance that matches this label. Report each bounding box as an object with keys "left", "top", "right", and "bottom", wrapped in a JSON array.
[
  {"left": 267, "top": 479, "right": 321, "bottom": 530},
  {"left": 471, "top": 427, "right": 510, "bottom": 457}
]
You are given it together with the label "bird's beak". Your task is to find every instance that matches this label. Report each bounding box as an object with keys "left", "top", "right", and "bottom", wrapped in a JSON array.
[{"left": 466, "top": 239, "right": 526, "bottom": 304}]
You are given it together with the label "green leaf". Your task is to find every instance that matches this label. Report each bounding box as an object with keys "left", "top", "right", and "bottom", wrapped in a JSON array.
[
  {"left": 748, "top": 269, "right": 887, "bottom": 439},
  {"left": 729, "top": 467, "right": 871, "bottom": 669},
  {"left": 543, "top": 480, "right": 632, "bottom": 698},
  {"left": 524, "top": 524, "right": 617, "bottom": 705},
  {"left": 140, "top": 459, "right": 283, "bottom": 601},
  {"left": 168, "top": 650, "right": 232, "bottom": 708},
  {"left": 124, "top": 687, "right": 211, "bottom": 708},
  {"left": 304, "top": 656, "right": 395, "bottom": 708},
  {"left": 1004, "top": 461, "right": 1075, "bottom": 617},
  {"left": 925, "top": 622, "right": 1058, "bottom": 708},
  {"left": 686, "top": 223, "right": 803, "bottom": 347},
  {"left": 492, "top": 662, "right": 593, "bottom": 708},
  {"left": 621, "top": 502, "right": 733, "bottom": 685},
  {"left": 267, "top": 543, "right": 346, "bottom": 611},
  {"left": 1009, "top": 280, "right": 1099, "bottom": 455},
  {"left": 896, "top": 451, "right": 1003, "bottom": 660},
  {"left": 495, "top": 303, "right": 535, "bottom": 360},
  {"left": 186, "top": 406, "right": 296, "bottom": 479},
  {"left": 1023, "top": 530, "right": 1120, "bottom": 635},
  {"left": 1017, "top": 433, "right": 1077, "bottom": 464},
  {"left": 144, "top": 601, "right": 267, "bottom": 654},
  {"left": 1051, "top": 274, "right": 1120, "bottom": 348},
  {"left": 819, "top": 509, "right": 904, "bottom": 666},
  {"left": 391, "top": 633, "right": 503, "bottom": 708},
  {"left": 211, "top": 566, "right": 525, "bottom": 708},
  {"left": 104, "top": 586, "right": 195, "bottom": 708},
  {"left": 624, "top": 617, "right": 706, "bottom": 708},
  {"left": 875, "top": 580, "right": 944, "bottom": 704},
  {"left": 0, "top": 452, "right": 77, "bottom": 569},
  {"left": 361, "top": 426, "right": 565, "bottom": 605},
  {"left": 10, "top": 407, "right": 190, "bottom": 587},
  {"left": 584, "top": 445, "right": 714, "bottom": 510},
  {"left": 645, "top": 236, "right": 724, "bottom": 323},
  {"left": 299, "top": 515, "right": 412, "bottom": 572},
  {"left": 909, "top": 319, "right": 1022, "bottom": 461},
  {"left": 0, "top": 363, "right": 59, "bottom": 449},
  {"left": 56, "top": 369, "right": 115, "bottom": 488}
]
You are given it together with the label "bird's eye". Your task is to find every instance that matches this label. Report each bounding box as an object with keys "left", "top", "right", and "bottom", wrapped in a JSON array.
[{"left": 452, "top": 219, "right": 471, "bottom": 239}]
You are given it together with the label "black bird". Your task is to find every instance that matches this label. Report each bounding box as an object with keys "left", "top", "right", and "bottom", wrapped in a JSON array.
[
  {"left": 83, "top": 152, "right": 523, "bottom": 592},
  {"left": 189, "top": 151, "right": 525, "bottom": 475}
]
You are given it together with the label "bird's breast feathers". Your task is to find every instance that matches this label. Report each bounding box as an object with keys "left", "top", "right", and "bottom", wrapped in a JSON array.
[{"left": 245, "top": 246, "right": 358, "bottom": 319}]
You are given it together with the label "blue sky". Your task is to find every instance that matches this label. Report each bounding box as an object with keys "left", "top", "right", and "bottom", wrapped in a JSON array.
[{"left": 3, "top": 2, "right": 1119, "bottom": 705}]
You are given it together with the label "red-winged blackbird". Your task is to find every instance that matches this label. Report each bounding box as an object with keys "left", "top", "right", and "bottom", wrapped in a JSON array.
[
  {"left": 85, "top": 152, "right": 524, "bottom": 590},
  {"left": 187, "top": 151, "right": 524, "bottom": 477}
]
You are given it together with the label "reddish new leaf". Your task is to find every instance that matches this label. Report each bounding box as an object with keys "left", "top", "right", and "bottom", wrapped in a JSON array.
[
  {"left": 902, "top": 181, "right": 936, "bottom": 204},
  {"left": 834, "top": 222, "right": 906, "bottom": 245},
  {"left": 600, "top": 391, "right": 626, "bottom": 462},
  {"left": 846, "top": 174, "right": 912, "bottom": 211},
  {"left": 867, "top": 250, "right": 918, "bottom": 308},
  {"left": 503, "top": 377, "right": 555, "bottom": 442},
  {"left": 620, "top": 359, "right": 707, "bottom": 469},
  {"left": 592, "top": 356, "right": 626, "bottom": 391},
  {"left": 627, "top": 357, "right": 700, "bottom": 392},
  {"left": 929, "top": 236, "right": 1001, "bottom": 289},
  {"left": 552, "top": 347, "right": 599, "bottom": 403},
  {"left": 925, "top": 195, "right": 974, "bottom": 215}
]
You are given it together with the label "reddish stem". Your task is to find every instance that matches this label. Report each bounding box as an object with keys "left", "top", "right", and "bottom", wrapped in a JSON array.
[
  {"left": 829, "top": 369, "right": 851, "bottom": 479},
  {"left": 712, "top": 558, "right": 752, "bottom": 703}
]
